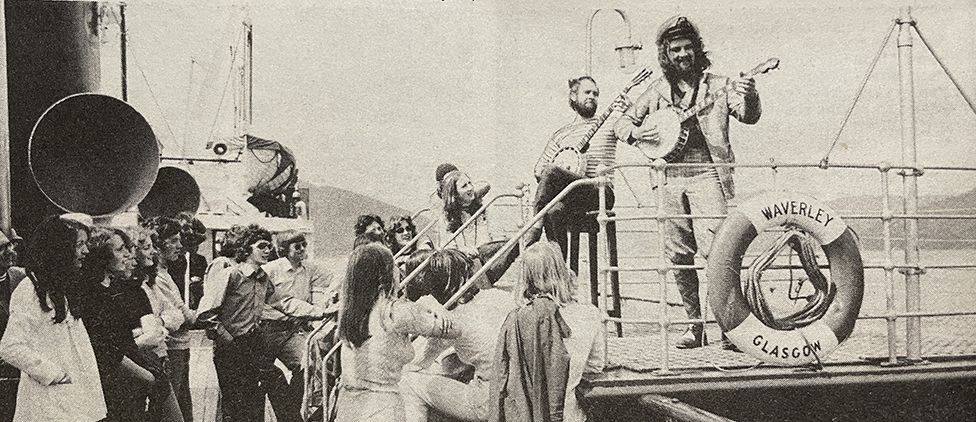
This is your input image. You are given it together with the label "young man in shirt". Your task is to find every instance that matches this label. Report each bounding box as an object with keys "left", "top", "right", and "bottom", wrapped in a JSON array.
[{"left": 213, "top": 226, "right": 328, "bottom": 422}]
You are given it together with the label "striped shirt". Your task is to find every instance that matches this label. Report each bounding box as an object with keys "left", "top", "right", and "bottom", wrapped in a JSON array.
[{"left": 534, "top": 113, "right": 620, "bottom": 182}]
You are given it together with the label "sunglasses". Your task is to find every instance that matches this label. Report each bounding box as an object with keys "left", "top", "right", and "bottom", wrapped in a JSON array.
[
  {"left": 290, "top": 242, "right": 308, "bottom": 249},
  {"left": 253, "top": 241, "right": 272, "bottom": 250},
  {"left": 393, "top": 226, "right": 414, "bottom": 234}
]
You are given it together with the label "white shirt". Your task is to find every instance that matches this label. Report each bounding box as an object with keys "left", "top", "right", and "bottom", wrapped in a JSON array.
[{"left": 560, "top": 302, "right": 607, "bottom": 422}]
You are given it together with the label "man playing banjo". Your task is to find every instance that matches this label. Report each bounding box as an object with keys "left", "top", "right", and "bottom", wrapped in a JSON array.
[
  {"left": 614, "top": 16, "right": 761, "bottom": 349},
  {"left": 528, "top": 76, "right": 632, "bottom": 256}
]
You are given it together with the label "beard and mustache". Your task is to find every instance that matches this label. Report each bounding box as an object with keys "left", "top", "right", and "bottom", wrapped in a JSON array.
[
  {"left": 663, "top": 54, "right": 705, "bottom": 85},
  {"left": 571, "top": 97, "right": 598, "bottom": 119}
]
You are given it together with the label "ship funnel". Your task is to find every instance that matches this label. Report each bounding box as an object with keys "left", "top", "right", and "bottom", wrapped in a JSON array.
[
  {"left": 28, "top": 93, "right": 160, "bottom": 217},
  {"left": 138, "top": 166, "right": 202, "bottom": 219}
]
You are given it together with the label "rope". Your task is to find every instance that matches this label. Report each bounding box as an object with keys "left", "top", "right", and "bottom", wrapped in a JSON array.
[
  {"left": 618, "top": 168, "right": 647, "bottom": 208},
  {"left": 743, "top": 229, "right": 836, "bottom": 330},
  {"left": 206, "top": 29, "right": 245, "bottom": 148},
  {"left": 821, "top": 21, "right": 897, "bottom": 164},
  {"left": 912, "top": 25, "right": 976, "bottom": 117}
]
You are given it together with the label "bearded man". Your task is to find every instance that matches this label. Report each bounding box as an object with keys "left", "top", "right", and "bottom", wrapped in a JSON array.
[
  {"left": 528, "top": 76, "right": 629, "bottom": 256},
  {"left": 614, "top": 16, "right": 761, "bottom": 349}
]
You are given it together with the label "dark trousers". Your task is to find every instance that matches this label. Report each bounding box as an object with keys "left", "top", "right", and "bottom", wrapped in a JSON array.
[
  {"left": 476, "top": 240, "right": 521, "bottom": 285},
  {"left": 0, "top": 366, "right": 17, "bottom": 422},
  {"left": 213, "top": 332, "right": 266, "bottom": 422},
  {"left": 166, "top": 349, "right": 193, "bottom": 422},
  {"left": 258, "top": 321, "right": 307, "bottom": 422},
  {"left": 534, "top": 166, "right": 615, "bottom": 256}
]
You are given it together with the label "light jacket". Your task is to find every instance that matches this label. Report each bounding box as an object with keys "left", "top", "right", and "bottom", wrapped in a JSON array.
[
  {"left": 490, "top": 296, "right": 572, "bottom": 422},
  {"left": 614, "top": 73, "right": 761, "bottom": 199},
  {"left": 0, "top": 277, "right": 107, "bottom": 421}
]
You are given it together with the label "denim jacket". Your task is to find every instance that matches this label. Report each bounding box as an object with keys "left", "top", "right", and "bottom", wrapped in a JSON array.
[{"left": 614, "top": 73, "right": 761, "bottom": 199}]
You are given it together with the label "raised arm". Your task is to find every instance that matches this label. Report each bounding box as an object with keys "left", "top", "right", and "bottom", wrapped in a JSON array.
[
  {"left": 387, "top": 299, "right": 460, "bottom": 339},
  {"left": 728, "top": 75, "right": 761, "bottom": 124}
]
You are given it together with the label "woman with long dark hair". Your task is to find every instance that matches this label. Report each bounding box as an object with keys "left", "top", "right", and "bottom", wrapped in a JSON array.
[
  {"left": 0, "top": 215, "right": 106, "bottom": 421},
  {"left": 77, "top": 226, "right": 172, "bottom": 421},
  {"left": 336, "top": 243, "right": 460, "bottom": 421}
]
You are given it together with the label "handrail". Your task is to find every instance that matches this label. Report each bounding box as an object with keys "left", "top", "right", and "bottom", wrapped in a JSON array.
[
  {"left": 442, "top": 178, "right": 601, "bottom": 310},
  {"left": 397, "top": 190, "right": 524, "bottom": 291},
  {"left": 391, "top": 218, "right": 437, "bottom": 261},
  {"left": 411, "top": 207, "right": 431, "bottom": 221},
  {"left": 322, "top": 187, "right": 535, "bottom": 369},
  {"left": 584, "top": 155, "right": 976, "bottom": 370}
]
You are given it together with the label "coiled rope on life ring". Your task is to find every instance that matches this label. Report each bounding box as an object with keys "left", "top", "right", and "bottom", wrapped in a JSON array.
[{"left": 707, "top": 191, "right": 864, "bottom": 366}]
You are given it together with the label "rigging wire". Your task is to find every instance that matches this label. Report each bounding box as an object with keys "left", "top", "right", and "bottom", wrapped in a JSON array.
[
  {"left": 107, "top": 8, "right": 180, "bottom": 150},
  {"left": 206, "top": 29, "right": 246, "bottom": 150},
  {"left": 821, "top": 21, "right": 898, "bottom": 164},
  {"left": 617, "top": 168, "right": 646, "bottom": 208},
  {"left": 911, "top": 25, "right": 976, "bottom": 117}
]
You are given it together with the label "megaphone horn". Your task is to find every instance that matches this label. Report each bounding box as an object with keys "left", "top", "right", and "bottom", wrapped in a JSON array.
[
  {"left": 28, "top": 93, "right": 160, "bottom": 217},
  {"left": 138, "top": 166, "right": 202, "bottom": 220}
]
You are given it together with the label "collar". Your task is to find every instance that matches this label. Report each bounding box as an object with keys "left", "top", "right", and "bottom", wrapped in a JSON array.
[
  {"left": 240, "top": 262, "right": 261, "bottom": 277},
  {"left": 651, "top": 73, "right": 710, "bottom": 107}
]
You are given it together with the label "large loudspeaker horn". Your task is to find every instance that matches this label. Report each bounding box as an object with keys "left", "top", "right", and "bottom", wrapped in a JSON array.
[
  {"left": 28, "top": 93, "right": 160, "bottom": 217},
  {"left": 138, "top": 167, "right": 201, "bottom": 219}
]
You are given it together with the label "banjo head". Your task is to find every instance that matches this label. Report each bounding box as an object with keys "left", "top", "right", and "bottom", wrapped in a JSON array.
[
  {"left": 551, "top": 147, "right": 585, "bottom": 175},
  {"left": 636, "top": 108, "right": 683, "bottom": 160}
]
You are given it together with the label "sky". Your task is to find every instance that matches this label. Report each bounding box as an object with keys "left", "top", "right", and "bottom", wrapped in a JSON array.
[{"left": 102, "top": 0, "right": 976, "bottom": 212}]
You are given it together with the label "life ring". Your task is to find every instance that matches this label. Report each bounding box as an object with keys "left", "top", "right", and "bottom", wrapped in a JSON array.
[{"left": 706, "top": 191, "right": 864, "bottom": 366}]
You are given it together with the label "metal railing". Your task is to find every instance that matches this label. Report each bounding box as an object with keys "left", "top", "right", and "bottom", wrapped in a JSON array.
[{"left": 590, "top": 159, "right": 976, "bottom": 372}]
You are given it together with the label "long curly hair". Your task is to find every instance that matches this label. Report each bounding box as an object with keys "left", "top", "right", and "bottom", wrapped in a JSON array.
[
  {"left": 22, "top": 216, "right": 89, "bottom": 323},
  {"left": 439, "top": 170, "right": 483, "bottom": 233},
  {"left": 128, "top": 225, "right": 158, "bottom": 287},
  {"left": 385, "top": 215, "right": 417, "bottom": 255},
  {"left": 658, "top": 26, "right": 712, "bottom": 87},
  {"left": 79, "top": 227, "right": 133, "bottom": 288},
  {"left": 235, "top": 225, "right": 272, "bottom": 263}
]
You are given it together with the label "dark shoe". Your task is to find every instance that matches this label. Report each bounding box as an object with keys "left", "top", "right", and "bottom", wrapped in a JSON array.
[
  {"left": 675, "top": 325, "right": 707, "bottom": 349},
  {"left": 721, "top": 333, "right": 742, "bottom": 353}
]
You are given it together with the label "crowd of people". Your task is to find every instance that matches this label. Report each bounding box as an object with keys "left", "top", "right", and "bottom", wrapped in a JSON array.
[{"left": 0, "top": 14, "right": 760, "bottom": 422}]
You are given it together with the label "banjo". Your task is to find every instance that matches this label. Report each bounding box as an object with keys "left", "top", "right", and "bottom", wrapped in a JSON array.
[
  {"left": 549, "top": 68, "right": 654, "bottom": 176},
  {"left": 636, "top": 58, "right": 780, "bottom": 162}
]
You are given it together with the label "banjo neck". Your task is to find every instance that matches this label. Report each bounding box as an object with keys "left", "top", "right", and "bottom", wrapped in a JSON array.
[
  {"left": 568, "top": 68, "right": 653, "bottom": 152},
  {"left": 675, "top": 59, "right": 779, "bottom": 123}
]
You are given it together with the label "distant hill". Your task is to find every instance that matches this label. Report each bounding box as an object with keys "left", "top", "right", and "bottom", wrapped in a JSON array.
[
  {"left": 303, "top": 182, "right": 426, "bottom": 257},
  {"left": 827, "top": 188, "right": 976, "bottom": 249}
]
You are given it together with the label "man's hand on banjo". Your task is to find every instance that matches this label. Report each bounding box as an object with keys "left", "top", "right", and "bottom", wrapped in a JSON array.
[
  {"left": 732, "top": 73, "right": 757, "bottom": 98},
  {"left": 633, "top": 122, "right": 661, "bottom": 145},
  {"left": 611, "top": 95, "right": 632, "bottom": 113}
]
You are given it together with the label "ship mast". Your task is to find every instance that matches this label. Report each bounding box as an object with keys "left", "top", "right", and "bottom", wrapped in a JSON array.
[
  {"left": 896, "top": 6, "right": 923, "bottom": 363},
  {"left": 0, "top": 3, "right": 11, "bottom": 235}
]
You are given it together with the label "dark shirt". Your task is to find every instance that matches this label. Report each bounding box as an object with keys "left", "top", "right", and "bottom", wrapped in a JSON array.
[
  {"left": 116, "top": 278, "right": 155, "bottom": 335},
  {"left": 167, "top": 253, "right": 208, "bottom": 309},
  {"left": 76, "top": 283, "right": 149, "bottom": 379},
  {"left": 0, "top": 267, "right": 27, "bottom": 377},
  {"left": 668, "top": 83, "right": 714, "bottom": 178}
]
